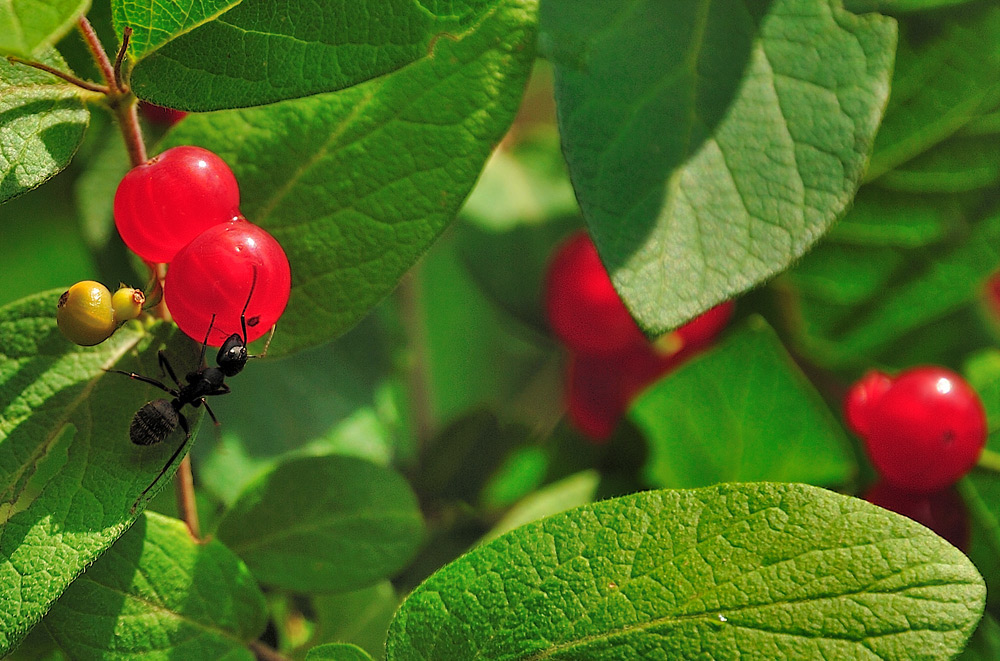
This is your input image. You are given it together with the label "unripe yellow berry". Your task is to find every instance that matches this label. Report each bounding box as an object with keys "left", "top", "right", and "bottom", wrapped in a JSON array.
[
  {"left": 112, "top": 286, "right": 145, "bottom": 322},
  {"left": 57, "top": 281, "right": 116, "bottom": 346}
]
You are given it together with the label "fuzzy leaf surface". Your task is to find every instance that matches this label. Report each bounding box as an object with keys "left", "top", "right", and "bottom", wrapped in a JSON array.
[
  {"left": 41, "top": 512, "right": 266, "bottom": 659},
  {"left": 540, "top": 0, "right": 895, "bottom": 334},
  {"left": 0, "top": 49, "right": 89, "bottom": 204},
  {"left": 631, "top": 318, "right": 853, "bottom": 489},
  {"left": 215, "top": 455, "right": 424, "bottom": 593},
  {"left": 0, "top": 292, "right": 203, "bottom": 654},
  {"left": 121, "top": 0, "right": 512, "bottom": 111},
  {"left": 0, "top": 0, "right": 89, "bottom": 56},
  {"left": 386, "top": 483, "right": 985, "bottom": 659},
  {"left": 162, "top": 0, "right": 537, "bottom": 354}
]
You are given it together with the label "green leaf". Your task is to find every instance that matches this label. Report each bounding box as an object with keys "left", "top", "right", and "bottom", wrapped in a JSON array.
[
  {"left": 631, "top": 318, "right": 853, "bottom": 489},
  {"left": 0, "top": 0, "right": 90, "bottom": 56},
  {"left": 161, "top": 0, "right": 537, "bottom": 354},
  {"left": 123, "top": 0, "right": 516, "bottom": 111},
  {"left": 307, "top": 582, "right": 398, "bottom": 660},
  {"left": 41, "top": 511, "right": 266, "bottom": 659},
  {"left": 865, "top": 5, "right": 1000, "bottom": 181},
  {"left": 845, "top": 0, "right": 981, "bottom": 13},
  {"left": 0, "top": 291, "right": 204, "bottom": 655},
  {"left": 0, "top": 48, "right": 89, "bottom": 204},
  {"left": 540, "top": 0, "right": 895, "bottom": 335},
  {"left": 483, "top": 470, "right": 600, "bottom": 542},
  {"left": 215, "top": 455, "right": 424, "bottom": 593},
  {"left": 306, "top": 644, "right": 374, "bottom": 661},
  {"left": 877, "top": 133, "right": 1000, "bottom": 194},
  {"left": 787, "top": 204, "right": 1000, "bottom": 367},
  {"left": 386, "top": 483, "right": 985, "bottom": 659}
]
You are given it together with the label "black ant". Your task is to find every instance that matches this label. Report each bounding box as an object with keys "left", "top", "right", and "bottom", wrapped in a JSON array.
[{"left": 110, "top": 268, "right": 272, "bottom": 511}]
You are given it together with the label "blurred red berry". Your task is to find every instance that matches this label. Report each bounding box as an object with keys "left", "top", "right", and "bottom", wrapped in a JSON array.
[
  {"left": 545, "top": 232, "right": 646, "bottom": 355},
  {"left": 844, "top": 370, "right": 894, "bottom": 438},
  {"left": 863, "top": 367, "right": 986, "bottom": 493},
  {"left": 566, "top": 343, "right": 681, "bottom": 441},
  {"left": 675, "top": 301, "right": 735, "bottom": 351},
  {"left": 140, "top": 101, "right": 188, "bottom": 126},
  {"left": 864, "top": 481, "right": 970, "bottom": 551}
]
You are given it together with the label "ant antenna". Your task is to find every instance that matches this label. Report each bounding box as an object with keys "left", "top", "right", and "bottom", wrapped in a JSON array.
[
  {"left": 240, "top": 266, "right": 259, "bottom": 344},
  {"left": 199, "top": 313, "right": 217, "bottom": 367}
]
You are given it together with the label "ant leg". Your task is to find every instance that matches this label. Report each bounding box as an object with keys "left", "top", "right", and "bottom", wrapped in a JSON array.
[
  {"left": 239, "top": 266, "right": 259, "bottom": 344},
  {"left": 198, "top": 314, "right": 218, "bottom": 367},
  {"left": 130, "top": 414, "right": 192, "bottom": 514},
  {"left": 106, "top": 369, "right": 177, "bottom": 396},
  {"left": 157, "top": 351, "right": 183, "bottom": 389},
  {"left": 203, "top": 400, "right": 221, "bottom": 426}
]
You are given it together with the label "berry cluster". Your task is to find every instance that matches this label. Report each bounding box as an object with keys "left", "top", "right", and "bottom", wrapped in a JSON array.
[
  {"left": 846, "top": 367, "right": 987, "bottom": 549},
  {"left": 114, "top": 146, "right": 291, "bottom": 346},
  {"left": 545, "top": 231, "right": 733, "bottom": 440},
  {"left": 57, "top": 281, "right": 145, "bottom": 346}
]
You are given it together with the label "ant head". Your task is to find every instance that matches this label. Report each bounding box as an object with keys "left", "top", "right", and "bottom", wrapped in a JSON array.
[{"left": 217, "top": 333, "right": 248, "bottom": 376}]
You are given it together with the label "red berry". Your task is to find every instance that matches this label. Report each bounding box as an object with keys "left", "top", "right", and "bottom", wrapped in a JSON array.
[
  {"left": 165, "top": 219, "right": 291, "bottom": 346},
  {"left": 864, "top": 481, "right": 970, "bottom": 551},
  {"left": 545, "top": 232, "right": 646, "bottom": 355},
  {"left": 139, "top": 101, "right": 188, "bottom": 126},
  {"left": 675, "top": 302, "right": 734, "bottom": 351},
  {"left": 863, "top": 367, "right": 986, "bottom": 493},
  {"left": 567, "top": 343, "right": 681, "bottom": 441},
  {"left": 114, "top": 146, "right": 240, "bottom": 263},
  {"left": 844, "top": 370, "right": 893, "bottom": 438}
]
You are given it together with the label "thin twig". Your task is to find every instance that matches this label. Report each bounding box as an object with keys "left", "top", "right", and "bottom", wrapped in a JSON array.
[
  {"left": 113, "top": 26, "right": 132, "bottom": 91},
  {"left": 175, "top": 455, "right": 202, "bottom": 541},
  {"left": 397, "top": 269, "right": 436, "bottom": 453},
  {"left": 249, "top": 640, "right": 290, "bottom": 661},
  {"left": 77, "top": 16, "right": 117, "bottom": 90},
  {"left": 5, "top": 55, "right": 109, "bottom": 94}
]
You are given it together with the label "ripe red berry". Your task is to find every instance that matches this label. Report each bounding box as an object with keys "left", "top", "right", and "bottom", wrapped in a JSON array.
[
  {"left": 139, "top": 101, "right": 188, "bottom": 126},
  {"left": 114, "top": 146, "right": 240, "bottom": 263},
  {"left": 545, "top": 232, "right": 646, "bottom": 355},
  {"left": 844, "top": 370, "right": 893, "bottom": 438},
  {"left": 165, "top": 219, "right": 291, "bottom": 346},
  {"left": 567, "top": 343, "right": 681, "bottom": 441},
  {"left": 863, "top": 367, "right": 986, "bottom": 493},
  {"left": 864, "top": 481, "right": 970, "bottom": 551}
]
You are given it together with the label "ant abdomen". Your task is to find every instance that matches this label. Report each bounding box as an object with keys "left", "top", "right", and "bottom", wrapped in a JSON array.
[{"left": 130, "top": 399, "right": 179, "bottom": 446}]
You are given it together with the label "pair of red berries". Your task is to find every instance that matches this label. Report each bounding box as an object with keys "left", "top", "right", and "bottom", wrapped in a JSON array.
[
  {"left": 847, "top": 367, "right": 987, "bottom": 550},
  {"left": 114, "top": 146, "right": 291, "bottom": 346},
  {"left": 545, "top": 232, "right": 733, "bottom": 440}
]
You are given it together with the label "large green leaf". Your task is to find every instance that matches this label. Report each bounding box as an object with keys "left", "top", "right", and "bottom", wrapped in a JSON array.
[
  {"left": 631, "top": 318, "right": 853, "bottom": 489},
  {"left": 865, "top": 4, "right": 1000, "bottom": 181},
  {"left": 40, "top": 512, "right": 266, "bottom": 659},
  {"left": 846, "top": 0, "right": 981, "bottom": 13},
  {"left": 215, "top": 455, "right": 424, "bottom": 593},
  {"left": 0, "top": 48, "right": 89, "bottom": 204},
  {"left": 306, "top": 644, "right": 374, "bottom": 661},
  {"left": 307, "top": 582, "right": 399, "bottom": 660},
  {"left": 162, "top": 0, "right": 537, "bottom": 355},
  {"left": 0, "top": 292, "right": 204, "bottom": 655},
  {"left": 386, "top": 483, "right": 985, "bottom": 659},
  {"left": 540, "top": 0, "right": 895, "bottom": 335},
  {"left": 121, "top": 0, "right": 514, "bottom": 111},
  {"left": 0, "top": 0, "right": 89, "bottom": 56}
]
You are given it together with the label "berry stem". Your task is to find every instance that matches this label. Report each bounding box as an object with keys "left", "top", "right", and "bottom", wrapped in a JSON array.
[
  {"left": 977, "top": 447, "right": 1000, "bottom": 474},
  {"left": 174, "top": 455, "right": 202, "bottom": 541},
  {"left": 397, "top": 269, "right": 435, "bottom": 454}
]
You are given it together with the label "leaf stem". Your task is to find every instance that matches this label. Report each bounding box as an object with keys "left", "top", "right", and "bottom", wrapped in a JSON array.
[
  {"left": 113, "top": 27, "right": 132, "bottom": 91},
  {"left": 4, "top": 55, "right": 109, "bottom": 94},
  {"left": 77, "top": 16, "right": 116, "bottom": 90},
  {"left": 977, "top": 448, "right": 1000, "bottom": 474}
]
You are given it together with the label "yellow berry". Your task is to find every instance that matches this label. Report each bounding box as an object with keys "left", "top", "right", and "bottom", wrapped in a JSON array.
[
  {"left": 112, "top": 286, "right": 145, "bottom": 323},
  {"left": 56, "top": 281, "right": 116, "bottom": 346}
]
